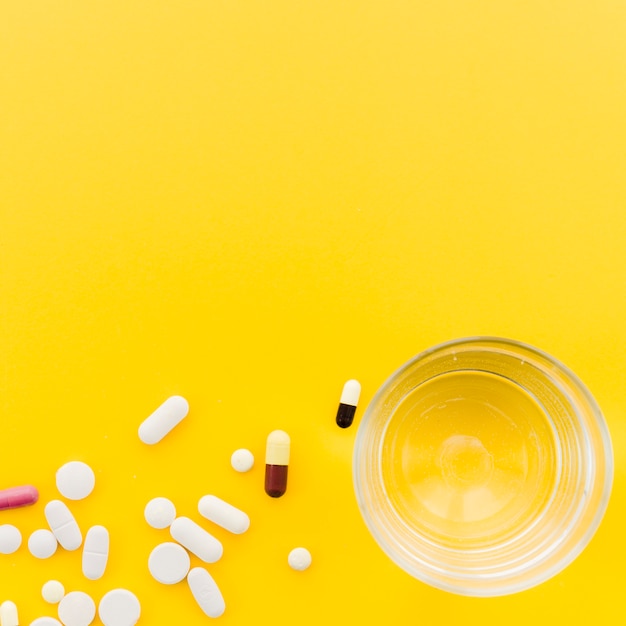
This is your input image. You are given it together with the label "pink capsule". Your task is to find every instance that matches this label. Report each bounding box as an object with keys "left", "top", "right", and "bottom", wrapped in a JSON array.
[{"left": 0, "top": 485, "right": 39, "bottom": 511}]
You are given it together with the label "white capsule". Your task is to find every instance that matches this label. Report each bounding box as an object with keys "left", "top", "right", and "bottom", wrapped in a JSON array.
[
  {"left": 45, "top": 500, "right": 82, "bottom": 551},
  {"left": 148, "top": 542, "right": 191, "bottom": 584},
  {"left": 56, "top": 461, "right": 96, "bottom": 501},
  {"left": 42, "top": 580, "right": 66, "bottom": 604},
  {"left": 0, "top": 524, "right": 22, "bottom": 554},
  {"left": 138, "top": 395, "right": 189, "bottom": 445},
  {"left": 198, "top": 495, "right": 250, "bottom": 534},
  {"left": 0, "top": 601, "right": 18, "bottom": 626},
  {"left": 170, "top": 517, "right": 223, "bottom": 563},
  {"left": 187, "top": 567, "right": 225, "bottom": 618},
  {"left": 144, "top": 497, "right": 176, "bottom": 529},
  {"left": 98, "top": 589, "right": 141, "bottom": 626},
  {"left": 57, "top": 591, "right": 96, "bottom": 626},
  {"left": 230, "top": 448, "right": 254, "bottom": 472},
  {"left": 82, "top": 525, "right": 109, "bottom": 580},
  {"left": 31, "top": 618, "right": 63, "bottom": 625},
  {"left": 288, "top": 547, "right": 312, "bottom": 571},
  {"left": 29, "top": 529, "right": 58, "bottom": 559}
]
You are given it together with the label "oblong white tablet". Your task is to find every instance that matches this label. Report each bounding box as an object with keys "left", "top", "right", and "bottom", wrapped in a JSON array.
[
  {"left": 56, "top": 462, "right": 96, "bottom": 500},
  {"left": 57, "top": 591, "right": 96, "bottom": 626},
  {"left": 42, "top": 580, "right": 65, "bottom": 604},
  {"left": 187, "top": 567, "right": 225, "bottom": 618},
  {"left": 98, "top": 589, "right": 141, "bottom": 626},
  {"left": 0, "top": 524, "right": 22, "bottom": 554},
  {"left": 170, "top": 517, "right": 223, "bottom": 563},
  {"left": 138, "top": 395, "right": 189, "bottom": 445},
  {"left": 0, "top": 601, "right": 18, "bottom": 626},
  {"left": 148, "top": 542, "right": 190, "bottom": 585},
  {"left": 144, "top": 497, "right": 176, "bottom": 529},
  {"left": 31, "top": 618, "right": 63, "bottom": 625},
  {"left": 45, "top": 500, "right": 82, "bottom": 551},
  {"left": 198, "top": 495, "right": 250, "bottom": 534},
  {"left": 82, "top": 526, "right": 109, "bottom": 580}
]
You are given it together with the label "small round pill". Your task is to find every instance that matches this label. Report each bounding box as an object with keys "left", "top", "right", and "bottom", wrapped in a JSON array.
[
  {"left": 57, "top": 591, "right": 96, "bottom": 626},
  {"left": 144, "top": 497, "right": 176, "bottom": 529},
  {"left": 0, "top": 524, "right": 22, "bottom": 554},
  {"left": 56, "top": 462, "right": 96, "bottom": 501},
  {"left": 148, "top": 542, "right": 191, "bottom": 584},
  {"left": 29, "top": 529, "right": 58, "bottom": 559},
  {"left": 31, "top": 618, "right": 63, "bottom": 625},
  {"left": 231, "top": 448, "right": 254, "bottom": 472},
  {"left": 98, "top": 589, "right": 141, "bottom": 626},
  {"left": 42, "top": 580, "right": 66, "bottom": 604},
  {"left": 288, "top": 547, "right": 312, "bottom": 571}
]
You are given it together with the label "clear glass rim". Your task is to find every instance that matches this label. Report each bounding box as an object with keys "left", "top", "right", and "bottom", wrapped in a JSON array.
[{"left": 353, "top": 336, "right": 614, "bottom": 597}]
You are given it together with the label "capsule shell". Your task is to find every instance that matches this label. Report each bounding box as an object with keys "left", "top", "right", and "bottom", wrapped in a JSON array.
[
  {"left": 336, "top": 379, "right": 361, "bottom": 428},
  {"left": 0, "top": 485, "right": 39, "bottom": 510},
  {"left": 265, "top": 430, "right": 290, "bottom": 498}
]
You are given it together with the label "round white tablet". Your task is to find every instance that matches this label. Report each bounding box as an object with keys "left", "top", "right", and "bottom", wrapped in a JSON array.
[
  {"left": 42, "top": 580, "right": 65, "bottom": 604},
  {"left": 144, "top": 497, "right": 176, "bottom": 529},
  {"left": 56, "top": 462, "right": 96, "bottom": 501},
  {"left": 288, "top": 547, "right": 312, "bottom": 571},
  {"left": 29, "top": 529, "right": 58, "bottom": 559},
  {"left": 31, "top": 618, "right": 63, "bottom": 625},
  {"left": 148, "top": 542, "right": 190, "bottom": 584},
  {"left": 58, "top": 591, "right": 96, "bottom": 626},
  {"left": 0, "top": 524, "right": 22, "bottom": 554},
  {"left": 231, "top": 448, "right": 254, "bottom": 472},
  {"left": 98, "top": 589, "right": 141, "bottom": 626}
]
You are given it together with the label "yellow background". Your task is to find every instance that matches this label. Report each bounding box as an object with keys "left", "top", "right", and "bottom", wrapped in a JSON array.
[{"left": 1, "top": 1, "right": 625, "bottom": 623}]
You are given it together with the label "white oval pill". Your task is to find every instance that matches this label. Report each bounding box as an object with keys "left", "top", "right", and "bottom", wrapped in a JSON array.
[
  {"left": 45, "top": 500, "right": 82, "bottom": 551},
  {"left": 138, "top": 395, "right": 189, "bottom": 445},
  {"left": 230, "top": 448, "right": 254, "bottom": 472},
  {"left": 0, "top": 524, "right": 22, "bottom": 554},
  {"left": 82, "top": 525, "right": 109, "bottom": 580},
  {"left": 42, "top": 580, "right": 66, "bottom": 604},
  {"left": 58, "top": 591, "right": 96, "bottom": 626},
  {"left": 0, "top": 601, "right": 18, "bottom": 626},
  {"left": 56, "top": 462, "right": 96, "bottom": 501},
  {"left": 187, "top": 567, "right": 225, "bottom": 618},
  {"left": 29, "top": 529, "right": 58, "bottom": 559},
  {"left": 98, "top": 589, "right": 141, "bottom": 626},
  {"left": 198, "top": 495, "right": 250, "bottom": 534},
  {"left": 170, "top": 517, "right": 224, "bottom": 563},
  {"left": 144, "top": 497, "right": 176, "bottom": 529},
  {"left": 288, "top": 547, "right": 312, "bottom": 571},
  {"left": 148, "top": 542, "right": 190, "bottom": 584},
  {"left": 31, "top": 618, "right": 63, "bottom": 625},
  {"left": 170, "top": 517, "right": 223, "bottom": 563}
]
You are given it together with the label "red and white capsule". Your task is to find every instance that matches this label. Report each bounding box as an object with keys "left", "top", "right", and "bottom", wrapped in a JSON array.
[{"left": 265, "top": 430, "right": 290, "bottom": 498}]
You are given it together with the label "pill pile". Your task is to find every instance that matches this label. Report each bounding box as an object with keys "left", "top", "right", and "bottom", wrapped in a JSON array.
[
  {"left": 0, "top": 462, "right": 140, "bottom": 625},
  {"left": 0, "top": 379, "right": 360, "bottom": 624}
]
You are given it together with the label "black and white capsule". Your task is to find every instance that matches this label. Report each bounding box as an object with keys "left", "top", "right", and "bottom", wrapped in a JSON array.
[{"left": 336, "top": 379, "right": 361, "bottom": 428}]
